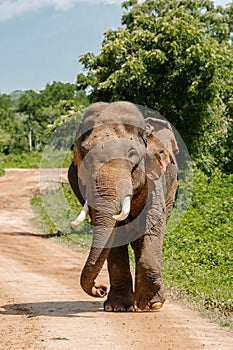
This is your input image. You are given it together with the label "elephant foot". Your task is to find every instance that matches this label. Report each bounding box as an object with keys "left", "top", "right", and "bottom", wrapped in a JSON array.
[
  {"left": 104, "top": 292, "right": 134, "bottom": 312},
  {"left": 135, "top": 287, "right": 167, "bottom": 312}
]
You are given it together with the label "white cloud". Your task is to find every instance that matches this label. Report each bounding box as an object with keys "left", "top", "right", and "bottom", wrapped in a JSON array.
[
  {"left": 0, "top": 0, "right": 229, "bottom": 22},
  {"left": 0, "top": 0, "right": 122, "bottom": 22}
]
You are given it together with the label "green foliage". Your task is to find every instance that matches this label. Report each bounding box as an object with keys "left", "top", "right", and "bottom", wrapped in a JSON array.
[
  {"left": 0, "top": 127, "right": 11, "bottom": 153},
  {"left": 31, "top": 184, "right": 92, "bottom": 250},
  {"left": 0, "top": 151, "right": 42, "bottom": 170},
  {"left": 164, "top": 169, "right": 233, "bottom": 326},
  {"left": 77, "top": 0, "right": 233, "bottom": 174},
  {"left": 0, "top": 83, "right": 89, "bottom": 176},
  {"left": 17, "top": 83, "right": 89, "bottom": 153},
  {"left": 0, "top": 82, "right": 89, "bottom": 157}
]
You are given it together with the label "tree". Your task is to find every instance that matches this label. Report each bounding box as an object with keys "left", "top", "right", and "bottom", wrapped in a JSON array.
[
  {"left": 77, "top": 0, "right": 233, "bottom": 173},
  {"left": 40, "top": 81, "right": 77, "bottom": 107},
  {"left": 17, "top": 90, "right": 42, "bottom": 151},
  {"left": 0, "top": 127, "right": 11, "bottom": 153},
  {"left": 16, "top": 83, "right": 89, "bottom": 152},
  {"left": 0, "top": 94, "right": 28, "bottom": 154},
  {"left": 0, "top": 83, "right": 89, "bottom": 155}
]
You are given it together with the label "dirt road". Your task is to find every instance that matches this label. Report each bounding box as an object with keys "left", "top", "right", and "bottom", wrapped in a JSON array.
[{"left": 0, "top": 169, "right": 232, "bottom": 350}]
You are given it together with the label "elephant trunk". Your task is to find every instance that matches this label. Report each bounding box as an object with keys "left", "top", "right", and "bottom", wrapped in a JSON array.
[
  {"left": 80, "top": 249, "right": 108, "bottom": 297},
  {"left": 80, "top": 160, "right": 133, "bottom": 298},
  {"left": 80, "top": 220, "right": 115, "bottom": 298}
]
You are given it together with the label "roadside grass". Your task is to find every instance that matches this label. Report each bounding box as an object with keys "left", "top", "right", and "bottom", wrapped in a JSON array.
[
  {"left": 0, "top": 149, "right": 73, "bottom": 176},
  {"left": 163, "top": 170, "right": 233, "bottom": 327},
  {"left": 31, "top": 169, "right": 233, "bottom": 327},
  {"left": 0, "top": 149, "right": 73, "bottom": 170},
  {"left": 31, "top": 184, "right": 92, "bottom": 250},
  {"left": 0, "top": 152, "right": 42, "bottom": 171},
  {"left": 0, "top": 152, "right": 42, "bottom": 176}
]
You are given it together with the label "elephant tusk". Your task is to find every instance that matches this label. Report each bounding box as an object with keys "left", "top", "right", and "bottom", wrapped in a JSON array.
[
  {"left": 112, "top": 196, "right": 131, "bottom": 221},
  {"left": 71, "top": 201, "right": 89, "bottom": 227}
]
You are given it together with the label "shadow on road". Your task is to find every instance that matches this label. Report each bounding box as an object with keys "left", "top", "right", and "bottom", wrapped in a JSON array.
[
  {"left": 0, "top": 300, "right": 104, "bottom": 318},
  {"left": 1, "top": 231, "right": 65, "bottom": 238},
  {"left": 1, "top": 231, "right": 46, "bottom": 238}
]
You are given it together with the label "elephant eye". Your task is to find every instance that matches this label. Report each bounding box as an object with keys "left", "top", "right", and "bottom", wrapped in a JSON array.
[
  {"left": 128, "top": 149, "right": 137, "bottom": 158},
  {"left": 81, "top": 129, "right": 92, "bottom": 142}
]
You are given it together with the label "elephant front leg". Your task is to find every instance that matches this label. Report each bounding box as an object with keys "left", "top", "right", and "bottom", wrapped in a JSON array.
[
  {"left": 132, "top": 234, "right": 167, "bottom": 311},
  {"left": 104, "top": 245, "right": 134, "bottom": 312}
]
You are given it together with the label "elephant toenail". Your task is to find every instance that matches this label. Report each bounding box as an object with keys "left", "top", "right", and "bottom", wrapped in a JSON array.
[
  {"left": 137, "top": 305, "right": 150, "bottom": 312},
  {"left": 127, "top": 306, "right": 135, "bottom": 312},
  {"left": 114, "top": 306, "right": 126, "bottom": 312},
  {"left": 104, "top": 304, "right": 113, "bottom": 312},
  {"left": 151, "top": 302, "right": 163, "bottom": 311}
]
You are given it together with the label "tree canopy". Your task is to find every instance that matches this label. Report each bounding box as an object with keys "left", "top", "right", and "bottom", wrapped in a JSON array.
[
  {"left": 77, "top": 0, "right": 233, "bottom": 174},
  {"left": 0, "top": 82, "right": 89, "bottom": 154}
]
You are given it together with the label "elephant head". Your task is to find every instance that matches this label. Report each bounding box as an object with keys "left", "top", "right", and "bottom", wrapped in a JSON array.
[{"left": 68, "top": 101, "right": 178, "bottom": 298}]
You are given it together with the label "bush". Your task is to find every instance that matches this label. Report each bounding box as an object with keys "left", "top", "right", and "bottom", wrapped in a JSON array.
[
  {"left": 163, "top": 169, "right": 233, "bottom": 326},
  {"left": 0, "top": 152, "right": 42, "bottom": 170}
]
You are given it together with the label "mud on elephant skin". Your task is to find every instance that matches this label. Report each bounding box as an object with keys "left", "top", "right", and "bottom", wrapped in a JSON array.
[{"left": 68, "top": 101, "right": 178, "bottom": 312}]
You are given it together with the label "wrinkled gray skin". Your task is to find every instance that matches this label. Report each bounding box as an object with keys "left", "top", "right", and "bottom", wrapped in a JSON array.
[{"left": 68, "top": 101, "right": 178, "bottom": 311}]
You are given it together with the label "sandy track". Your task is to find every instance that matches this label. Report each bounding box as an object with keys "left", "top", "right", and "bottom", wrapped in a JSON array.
[{"left": 0, "top": 169, "right": 232, "bottom": 350}]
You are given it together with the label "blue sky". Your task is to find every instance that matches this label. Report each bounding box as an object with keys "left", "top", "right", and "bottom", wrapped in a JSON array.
[{"left": 0, "top": 0, "right": 230, "bottom": 94}]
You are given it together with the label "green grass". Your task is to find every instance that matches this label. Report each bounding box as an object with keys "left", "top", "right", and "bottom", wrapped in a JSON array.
[
  {"left": 0, "top": 152, "right": 43, "bottom": 176},
  {"left": 163, "top": 170, "right": 233, "bottom": 327},
  {"left": 31, "top": 184, "right": 92, "bottom": 250},
  {"left": 0, "top": 149, "right": 73, "bottom": 170},
  {"left": 0, "top": 152, "right": 42, "bottom": 170},
  {"left": 0, "top": 149, "right": 73, "bottom": 177},
  {"left": 30, "top": 169, "right": 233, "bottom": 327}
]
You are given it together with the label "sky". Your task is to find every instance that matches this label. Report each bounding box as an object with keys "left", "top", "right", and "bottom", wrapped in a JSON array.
[{"left": 0, "top": 0, "right": 231, "bottom": 94}]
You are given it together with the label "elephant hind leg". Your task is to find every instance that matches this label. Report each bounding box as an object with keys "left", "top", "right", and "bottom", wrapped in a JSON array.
[{"left": 104, "top": 245, "right": 134, "bottom": 312}]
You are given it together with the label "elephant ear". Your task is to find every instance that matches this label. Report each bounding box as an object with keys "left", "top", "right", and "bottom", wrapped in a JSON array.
[
  {"left": 68, "top": 161, "right": 86, "bottom": 206},
  {"left": 73, "top": 122, "right": 89, "bottom": 187},
  {"left": 145, "top": 117, "right": 179, "bottom": 180},
  {"left": 69, "top": 122, "right": 88, "bottom": 204}
]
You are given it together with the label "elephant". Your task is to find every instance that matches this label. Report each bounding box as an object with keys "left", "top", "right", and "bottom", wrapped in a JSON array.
[{"left": 68, "top": 101, "right": 178, "bottom": 312}]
